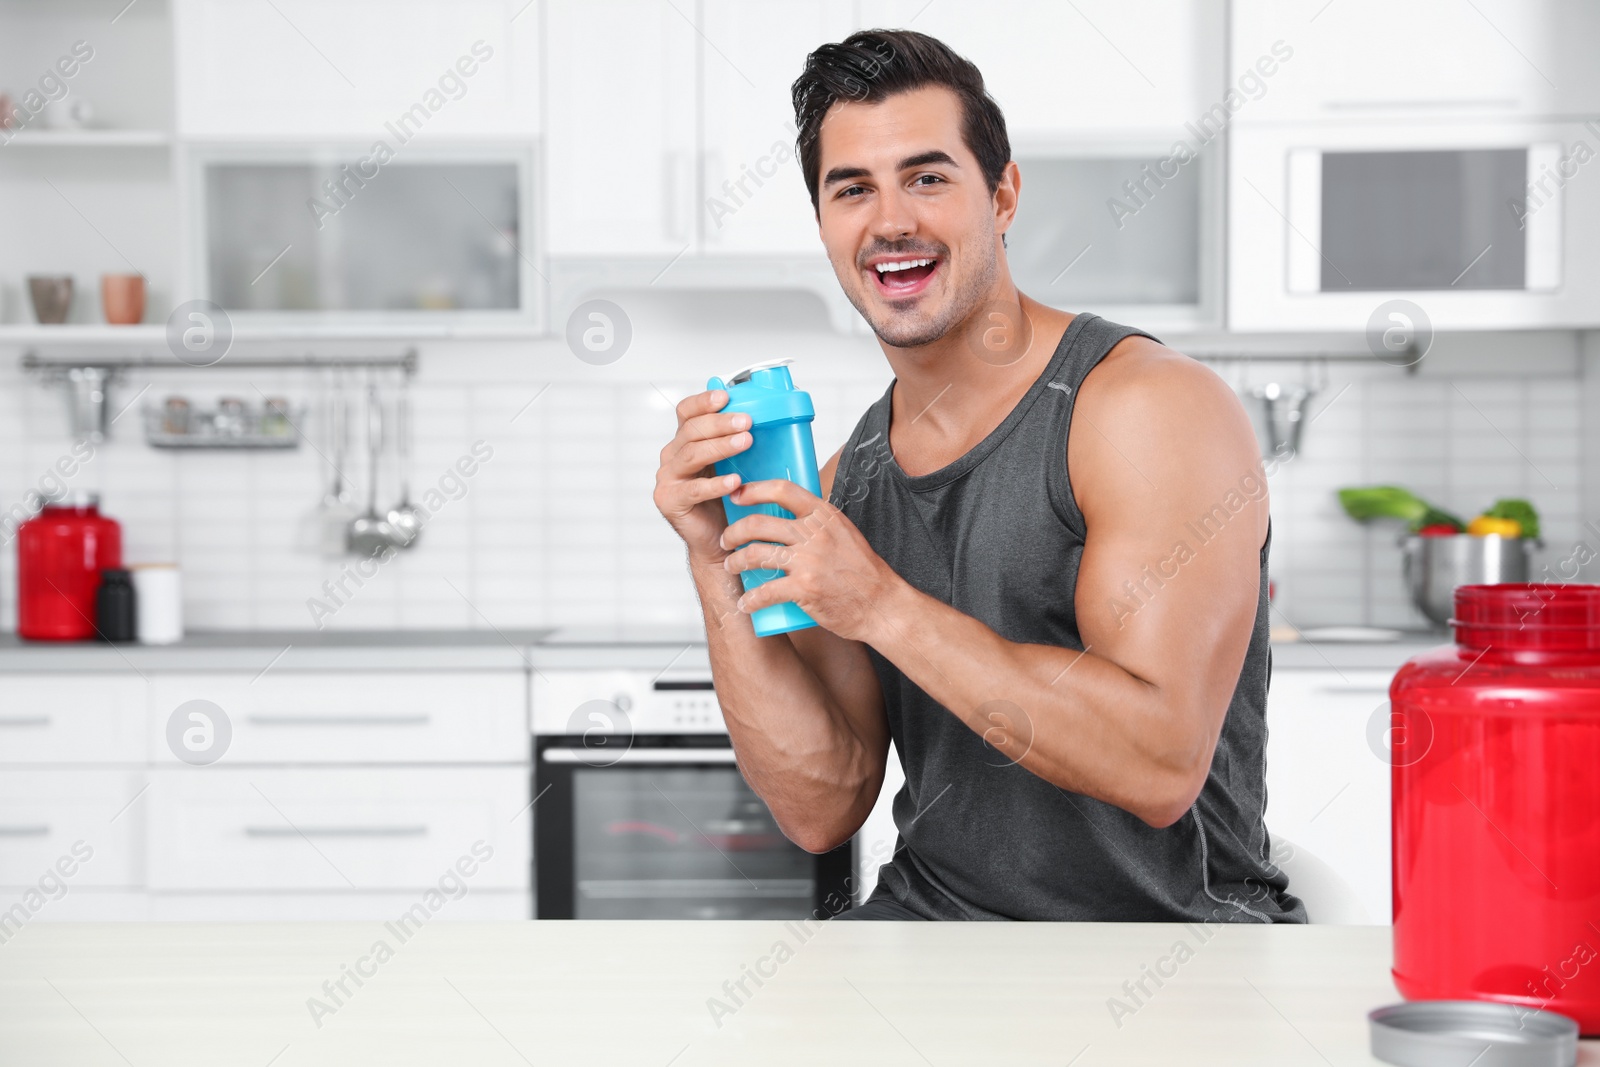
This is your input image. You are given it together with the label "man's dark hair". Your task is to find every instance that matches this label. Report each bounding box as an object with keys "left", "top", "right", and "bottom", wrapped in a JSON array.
[{"left": 791, "top": 29, "right": 1011, "bottom": 212}]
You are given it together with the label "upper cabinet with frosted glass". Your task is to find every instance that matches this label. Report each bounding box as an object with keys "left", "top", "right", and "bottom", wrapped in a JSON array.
[{"left": 171, "top": 0, "right": 541, "bottom": 328}]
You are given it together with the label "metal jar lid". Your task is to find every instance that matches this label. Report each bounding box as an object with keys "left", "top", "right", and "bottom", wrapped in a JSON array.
[{"left": 1370, "top": 1001, "right": 1578, "bottom": 1067}]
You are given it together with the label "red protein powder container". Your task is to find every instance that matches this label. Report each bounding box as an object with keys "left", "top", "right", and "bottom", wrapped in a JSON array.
[
  {"left": 1391, "top": 583, "right": 1600, "bottom": 1033},
  {"left": 16, "top": 493, "right": 122, "bottom": 641}
]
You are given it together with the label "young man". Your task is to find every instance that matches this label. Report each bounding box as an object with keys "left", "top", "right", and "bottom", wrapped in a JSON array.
[{"left": 653, "top": 30, "right": 1303, "bottom": 922}]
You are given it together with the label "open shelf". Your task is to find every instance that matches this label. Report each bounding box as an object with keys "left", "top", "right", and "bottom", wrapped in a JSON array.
[
  {"left": 0, "top": 129, "right": 172, "bottom": 148},
  {"left": 0, "top": 322, "right": 547, "bottom": 345}
]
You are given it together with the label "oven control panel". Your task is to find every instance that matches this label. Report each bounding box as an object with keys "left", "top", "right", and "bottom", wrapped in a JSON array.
[{"left": 533, "top": 670, "right": 725, "bottom": 734}]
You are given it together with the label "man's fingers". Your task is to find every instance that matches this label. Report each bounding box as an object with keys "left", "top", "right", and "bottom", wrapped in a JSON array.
[
  {"left": 672, "top": 472, "right": 742, "bottom": 510},
  {"left": 679, "top": 408, "right": 751, "bottom": 445},
  {"left": 720, "top": 513, "right": 799, "bottom": 551},
  {"left": 676, "top": 389, "right": 727, "bottom": 424},
  {"left": 730, "top": 478, "right": 825, "bottom": 516},
  {"left": 671, "top": 432, "right": 751, "bottom": 474},
  {"left": 737, "top": 575, "right": 798, "bottom": 615},
  {"left": 725, "top": 540, "right": 795, "bottom": 577}
]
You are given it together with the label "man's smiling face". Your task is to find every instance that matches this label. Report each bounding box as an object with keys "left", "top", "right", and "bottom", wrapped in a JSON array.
[{"left": 814, "top": 85, "right": 1011, "bottom": 350}]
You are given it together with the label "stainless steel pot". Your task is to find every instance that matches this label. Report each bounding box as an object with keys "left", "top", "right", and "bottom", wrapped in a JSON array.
[{"left": 1401, "top": 534, "right": 1538, "bottom": 627}]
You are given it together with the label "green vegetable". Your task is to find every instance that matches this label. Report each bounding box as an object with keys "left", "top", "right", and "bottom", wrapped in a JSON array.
[
  {"left": 1337, "top": 486, "right": 1465, "bottom": 532},
  {"left": 1482, "top": 498, "right": 1540, "bottom": 540}
]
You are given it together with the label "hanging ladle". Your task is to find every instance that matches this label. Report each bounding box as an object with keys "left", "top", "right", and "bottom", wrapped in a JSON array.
[
  {"left": 346, "top": 382, "right": 398, "bottom": 556},
  {"left": 385, "top": 374, "right": 422, "bottom": 547}
]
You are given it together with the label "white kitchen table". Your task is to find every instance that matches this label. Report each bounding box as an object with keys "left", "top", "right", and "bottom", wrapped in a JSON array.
[{"left": 1, "top": 921, "right": 1594, "bottom": 1065}]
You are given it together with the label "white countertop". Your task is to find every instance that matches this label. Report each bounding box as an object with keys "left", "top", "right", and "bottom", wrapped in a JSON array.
[
  {"left": 0, "top": 627, "right": 715, "bottom": 672},
  {"left": 0, "top": 920, "right": 1508, "bottom": 1066},
  {"left": 0, "top": 626, "right": 1438, "bottom": 674}
]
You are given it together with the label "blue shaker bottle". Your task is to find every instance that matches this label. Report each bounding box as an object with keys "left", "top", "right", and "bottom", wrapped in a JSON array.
[{"left": 707, "top": 358, "right": 821, "bottom": 637}]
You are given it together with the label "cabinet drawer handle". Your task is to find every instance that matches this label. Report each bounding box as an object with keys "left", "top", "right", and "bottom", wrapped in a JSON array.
[
  {"left": 0, "top": 716, "right": 51, "bottom": 728},
  {"left": 243, "top": 825, "right": 428, "bottom": 838},
  {"left": 246, "top": 715, "right": 431, "bottom": 727},
  {"left": 0, "top": 824, "right": 51, "bottom": 837}
]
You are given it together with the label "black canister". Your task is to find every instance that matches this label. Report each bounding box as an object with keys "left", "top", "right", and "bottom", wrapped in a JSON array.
[{"left": 95, "top": 569, "right": 137, "bottom": 642}]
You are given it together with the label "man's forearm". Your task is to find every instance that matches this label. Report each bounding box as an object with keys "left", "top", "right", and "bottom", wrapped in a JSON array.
[
  {"left": 690, "top": 556, "right": 880, "bottom": 849},
  {"left": 861, "top": 577, "right": 1211, "bottom": 827}
]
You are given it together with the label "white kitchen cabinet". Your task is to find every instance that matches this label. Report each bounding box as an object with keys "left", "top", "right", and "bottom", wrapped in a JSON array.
[
  {"left": 696, "top": 0, "right": 851, "bottom": 256},
  {"left": 0, "top": 665, "right": 532, "bottom": 920},
  {"left": 172, "top": 0, "right": 540, "bottom": 138},
  {"left": 147, "top": 766, "right": 529, "bottom": 891},
  {"left": 1231, "top": 0, "right": 1600, "bottom": 123},
  {"left": 147, "top": 671, "right": 527, "bottom": 765},
  {"left": 543, "top": 0, "right": 697, "bottom": 257},
  {"left": 545, "top": 0, "right": 845, "bottom": 260},
  {"left": 0, "top": 769, "right": 146, "bottom": 889},
  {"left": 1264, "top": 668, "right": 1395, "bottom": 925},
  {"left": 859, "top": 0, "right": 1225, "bottom": 139},
  {"left": 0, "top": 676, "right": 146, "bottom": 763}
]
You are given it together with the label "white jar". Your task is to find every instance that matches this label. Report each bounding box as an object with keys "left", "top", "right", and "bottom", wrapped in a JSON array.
[{"left": 131, "top": 563, "right": 183, "bottom": 644}]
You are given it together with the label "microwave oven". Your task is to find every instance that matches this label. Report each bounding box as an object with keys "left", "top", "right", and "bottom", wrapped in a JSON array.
[{"left": 1229, "top": 119, "right": 1600, "bottom": 330}]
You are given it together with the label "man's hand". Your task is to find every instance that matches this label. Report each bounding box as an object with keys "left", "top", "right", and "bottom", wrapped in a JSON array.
[
  {"left": 719, "top": 479, "right": 901, "bottom": 644},
  {"left": 653, "top": 389, "right": 752, "bottom": 566}
]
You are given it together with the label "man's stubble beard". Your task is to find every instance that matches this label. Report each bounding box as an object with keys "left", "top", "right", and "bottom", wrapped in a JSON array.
[{"left": 843, "top": 240, "right": 1000, "bottom": 351}]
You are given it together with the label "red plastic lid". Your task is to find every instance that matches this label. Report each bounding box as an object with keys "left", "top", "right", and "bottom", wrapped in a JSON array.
[{"left": 1452, "top": 583, "right": 1600, "bottom": 651}]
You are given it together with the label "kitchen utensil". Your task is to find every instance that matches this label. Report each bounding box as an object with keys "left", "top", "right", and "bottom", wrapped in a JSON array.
[
  {"left": 95, "top": 569, "right": 137, "bottom": 643},
  {"left": 706, "top": 358, "right": 821, "bottom": 637},
  {"left": 346, "top": 383, "right": 397, "bottom": 556},
  {"left": 1400, "top": 533, "right": 1536, "bottom": 627},
  {"left": 318, "top": 375, "right": 358, "bottom": 556},
  {"left": 17, "top": 491, "right": 122, "bottom": 641},
  {"left": 1369, "top": 1001, "right": 1578, "bottom": 1067},
  {"left": 1247, "top": 381, "right": 1317, "bottom": 458},
  {"left": 1392, "top": 584, "right": 1600, "bottom": 1035},
  {"left": 64, "top": 365, "right": 113, "bottom": 442},
  {"left": 28, "top": 275, "right": 73, "bottom": 324},
  {"left": 385, "top": 375, "right": 422, "bottom": 547},
  {"left": 131, "top": 563, "right": 183, "bottom": 644},
  {"left": 100, "top": 273, "right": 146, "bottom": 325}
]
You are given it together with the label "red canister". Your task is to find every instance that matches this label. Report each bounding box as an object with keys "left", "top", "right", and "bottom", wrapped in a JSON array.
[
  {"left": 16, "top": 492, "right": 122, "bottom": 640},
  {"left": 1392, "top": 582, "right": 1600, "bottom": 1033}
]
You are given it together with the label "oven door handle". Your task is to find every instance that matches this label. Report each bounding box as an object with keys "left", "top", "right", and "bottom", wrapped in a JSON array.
[{"left": 541, "top": 748, "right": 738, "bottom": 765}]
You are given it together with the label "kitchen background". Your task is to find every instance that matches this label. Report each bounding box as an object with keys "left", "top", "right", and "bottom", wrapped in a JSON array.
[{"left": 2, "top": 0, "right": 1599, "bottom": 925}]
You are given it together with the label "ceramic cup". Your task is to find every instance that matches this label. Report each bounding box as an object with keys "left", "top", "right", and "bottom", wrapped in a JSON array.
[
  {"left": 101, "top": 274, "right": 146, "bottom": 325},
  {"left": 28, "top": 275, "right": 73, "bottom": 324}
]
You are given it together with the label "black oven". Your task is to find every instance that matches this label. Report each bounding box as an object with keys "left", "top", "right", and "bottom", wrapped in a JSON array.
[{"left": 534, "top": 676, "right": 852, "bottom": 919}]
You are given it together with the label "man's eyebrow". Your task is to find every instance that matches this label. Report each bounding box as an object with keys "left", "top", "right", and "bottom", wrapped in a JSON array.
[
  {"left": 823, "top": 151, "right": 960, "bottom": 188},
  {"left": 822, "top": 165, "right": 870, "bottom": 187},
  {"left": 899, "top": 150, "right": 959, "bottom": 170}
]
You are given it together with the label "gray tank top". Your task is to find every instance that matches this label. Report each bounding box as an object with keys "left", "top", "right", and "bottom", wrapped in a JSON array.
[{"left": 829, "top": 313, "right": 1305, "bottom": 923}]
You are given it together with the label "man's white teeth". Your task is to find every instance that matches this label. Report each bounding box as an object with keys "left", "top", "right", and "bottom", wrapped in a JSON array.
[{"left": 875, "top": 258, "right": 934, "bottom": 275}]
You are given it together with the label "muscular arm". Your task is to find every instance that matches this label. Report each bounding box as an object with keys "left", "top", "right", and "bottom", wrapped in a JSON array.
[
  {"left": 814, "top": 341, "right": 1266, "bottom": 828},
  {"left": 694, "top": 449, "right": 889, "bottom": 853},
  {"left": 732, "top": 337, "right": 1267, "bottom": 831}
]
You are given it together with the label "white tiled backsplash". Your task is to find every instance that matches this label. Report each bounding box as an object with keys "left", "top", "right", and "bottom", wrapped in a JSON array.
[{"left": 0, "top": 337, "right": 1586, "bottom": 634}]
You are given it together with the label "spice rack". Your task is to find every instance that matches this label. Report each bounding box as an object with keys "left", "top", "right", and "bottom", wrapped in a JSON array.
[
  {"left": 20, "top": 349, "right": 416, "bottom": 446},
  {"left": 141, "top": 399, "right": 305, "bottom": 450}
]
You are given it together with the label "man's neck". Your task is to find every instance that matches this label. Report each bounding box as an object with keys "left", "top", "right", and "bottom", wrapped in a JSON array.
[{"left": 879, "top": 291, "right": 1073, "bottom": 440}]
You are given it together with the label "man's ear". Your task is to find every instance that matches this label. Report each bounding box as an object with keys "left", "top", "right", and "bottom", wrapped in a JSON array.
[{"left": 994, "top": 160, "right": 1021, "bottom": 239}]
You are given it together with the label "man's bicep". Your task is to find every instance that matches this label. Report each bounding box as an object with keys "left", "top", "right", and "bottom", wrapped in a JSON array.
[{"left": 1070, "top": 355, "right": 1267, "bottom": 714}]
